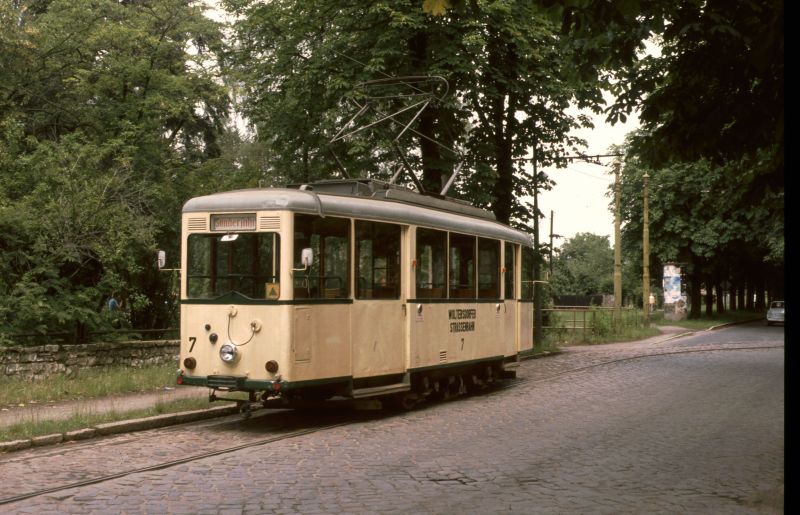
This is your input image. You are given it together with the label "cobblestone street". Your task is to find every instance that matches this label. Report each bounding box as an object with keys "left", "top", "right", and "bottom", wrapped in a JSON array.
[{"left": 1, "top": 323, "right": 784, "bottom": 514}]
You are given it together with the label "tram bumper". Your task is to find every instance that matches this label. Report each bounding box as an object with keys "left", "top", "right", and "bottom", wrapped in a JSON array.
[{"left": 177, "top": 373, "right": 287, "bottom": 393}]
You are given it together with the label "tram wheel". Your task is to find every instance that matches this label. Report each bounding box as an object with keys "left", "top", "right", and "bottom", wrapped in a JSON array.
[
  {"left": 464, "top": 374, "right": 486, "bottom": 395},
  {"left": 384, "top": 391, "right": 419, "bottom": 411}
]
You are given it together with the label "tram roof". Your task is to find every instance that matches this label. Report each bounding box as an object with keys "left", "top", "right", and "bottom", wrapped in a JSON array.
[{"left": 183, "top": 186, "right": 533, "bottom": 246}]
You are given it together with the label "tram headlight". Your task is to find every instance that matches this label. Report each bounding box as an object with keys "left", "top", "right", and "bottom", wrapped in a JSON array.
[{"left": 219, "top": 342, "right": 239, "bottom": 364}]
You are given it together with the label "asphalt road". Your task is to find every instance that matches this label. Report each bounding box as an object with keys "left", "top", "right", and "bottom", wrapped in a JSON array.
[{"left": 0, "top": 322, "right": 784, "bottom": 514}]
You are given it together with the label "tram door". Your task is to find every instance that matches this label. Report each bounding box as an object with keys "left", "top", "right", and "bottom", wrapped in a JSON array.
[
  {"left": 351, "top": 221, "right": 406, "bottom": 378},
  {"left": 503, "top": 243, "right": 519, "bottom": 356},
  {"left": 519, "top": 246, "right": 536, "bottom": 352}
]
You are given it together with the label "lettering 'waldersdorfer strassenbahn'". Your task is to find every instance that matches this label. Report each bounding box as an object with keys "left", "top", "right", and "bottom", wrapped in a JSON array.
[{"left": 449, "top": 309, "right": 476, "bottom": 332}]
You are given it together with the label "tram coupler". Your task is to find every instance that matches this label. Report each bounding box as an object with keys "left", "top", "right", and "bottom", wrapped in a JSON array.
[{"left": 208, "top": 390, "right": 263, "bottom": 413}]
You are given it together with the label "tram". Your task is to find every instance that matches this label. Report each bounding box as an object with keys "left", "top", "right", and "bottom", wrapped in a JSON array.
[{"left": 176, "top": 178, "right": 536, "bottom": 409}]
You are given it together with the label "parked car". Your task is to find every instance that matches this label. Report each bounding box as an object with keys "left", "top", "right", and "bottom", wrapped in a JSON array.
[{"left": 766, "top": 300, "right": 784, "bottom": 326}]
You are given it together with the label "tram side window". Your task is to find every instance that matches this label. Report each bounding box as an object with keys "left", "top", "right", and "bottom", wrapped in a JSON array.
[
  {"left": 416, "top": 228, "right": 447, "bottom": 299},
  {"left": 293, "top": 214, "right": 350, "bottom": 299},
  {"left": 504, "top": 242, "right": 516, "bottom": 300},
  {"left": 356, "top": 221, "right": 401, "bottom": 299},
  {"left": 449, "top": 233, "right": 476, "bottom": 299},
  {"left": 187, "top": 233, "right": 280, "bottom": 300},
  {"left": 521, "top": 246, "right": 536, "bottom": 300},
  {"left": 478, "top": 238, "right": 500, "bottom": 299}
]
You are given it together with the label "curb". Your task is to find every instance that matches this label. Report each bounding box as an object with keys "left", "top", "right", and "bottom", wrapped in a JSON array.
[
  {"left": 654, "top": 331, "right": 695, "bottom": 343},
  {"left": 706, "top": 318, "right": 763, "bottom": 331},
  {"left": 519, "top": 350, "right": 563, "bottom": 361},
  {"left": 0, "top": 404, "right": 240, "bottom": 454},
  {"left": 651, "top": 318, "right": 764, "bottom": 344}
]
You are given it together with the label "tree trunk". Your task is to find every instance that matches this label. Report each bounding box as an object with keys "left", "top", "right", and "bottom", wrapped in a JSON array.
[
  {"left": 408, "top": 32, "right": 448, "bottom": 193},
  {"left": 738, "top": 278, "right": 746, "bottom": 311},
  {"left": 715, "top": 280, "right": 725, "bottom": 314},
  {"left": 754, "top": 267, "right": 766, "bottom": 311},
  {"left": 486, "top": 32, "right": 518, "bottom": 225},
  {"left": 493, "top": 138, "right": 514, "bottom": 224},
  {"left": 689, "top": 264, "right": 702, "bottom": 319},
  {"left": 704, "top": 275, "right": 714, "bottom": 317},
  {"left": 418, "top": 107, "right": 447, "bottom": 193}
]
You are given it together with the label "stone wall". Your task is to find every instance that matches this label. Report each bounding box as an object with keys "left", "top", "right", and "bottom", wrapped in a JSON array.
[{"left": 0, "top": 340, "right": 180, "bottom": 381}]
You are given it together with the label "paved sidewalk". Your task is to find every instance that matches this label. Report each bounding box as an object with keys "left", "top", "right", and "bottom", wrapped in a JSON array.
[{"left": 0, "top": 385, "right": 210, "bottom": 429}]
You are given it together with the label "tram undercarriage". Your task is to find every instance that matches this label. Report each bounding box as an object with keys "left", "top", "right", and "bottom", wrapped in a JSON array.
[{"left": 200, "top": 357, "right": 517, "bottom": 416}]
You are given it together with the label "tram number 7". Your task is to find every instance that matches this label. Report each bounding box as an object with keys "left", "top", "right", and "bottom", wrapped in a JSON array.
[{"left": 189, "top": 336, "right": 197, "bottom": 353}]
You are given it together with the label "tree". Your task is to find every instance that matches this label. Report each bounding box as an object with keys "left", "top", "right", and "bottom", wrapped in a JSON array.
[
  {"left": 222, "top": 0, "right": 597, "bottom": 227},
  {"left": 0, "top": 0, "right": 230, "bottom": 339},
  {"left": 550, "top": 232, "right": 614, "bottom": 298},
  {"left": 532, "top": 0, "right": 786, "bottom": 317},
  {"left": 615, "top": 134, "right": 782, "bottom": 318}
]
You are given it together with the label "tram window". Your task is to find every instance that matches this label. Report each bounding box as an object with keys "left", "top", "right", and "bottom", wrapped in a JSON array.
[
  {"left": 416, "top": 228, "right": 447, "bottom": 299},
  {"left": 504, "top": 242, "right": 516, "bottom": 300},
  {"left": 449, "top": 233, "right": 476, "bottom": 299},
  {"left": 356, "top": 221, "right": 400, "bottom": 299},
  {"left": 521, "top": 246, "right": 535, "bottom": 300},
  {"left": 293, "top": 214, "right": 350, "bottom": 299},
  {"left": 478, "top": 238, "right": 500, "bottom": 299},
  {"left": 187, "top": 232, "right": 280, "bottom": 299}
]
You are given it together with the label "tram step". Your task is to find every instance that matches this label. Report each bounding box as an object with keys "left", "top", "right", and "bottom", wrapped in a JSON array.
[{"left": 351, "top": 383, "right": 411, "bottom": 399}]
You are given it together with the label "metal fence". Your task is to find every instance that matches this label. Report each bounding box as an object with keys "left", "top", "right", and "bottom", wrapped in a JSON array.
[{"left": 542, "top": 306, "right": 643, "bottom": 343}]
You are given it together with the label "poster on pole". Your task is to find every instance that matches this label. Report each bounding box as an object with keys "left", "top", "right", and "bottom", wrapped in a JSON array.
[
  {"left": 663, "top": 264, "right": 682, "bottom": 303},
  {"left": 662, "top": 264, "right": 686, "bottom": 320}
]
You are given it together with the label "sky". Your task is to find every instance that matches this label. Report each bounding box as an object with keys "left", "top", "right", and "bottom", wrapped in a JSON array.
[{"left": 535, "top": 107, "right": 640, "bottom": 248}]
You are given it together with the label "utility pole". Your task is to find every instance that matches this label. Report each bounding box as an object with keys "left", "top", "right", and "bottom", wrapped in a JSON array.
[
  {"left": 642, "top": 172, "right": 650, "bottom": 326},
  {"left": 613, "top": 162, "right": 622, "bottom": 327},
  {"left": 532, "top": 142, "right": 543, "bottom": 347},
  {"left": 549, "top": 210, "right": 554, "bottom": 279}
]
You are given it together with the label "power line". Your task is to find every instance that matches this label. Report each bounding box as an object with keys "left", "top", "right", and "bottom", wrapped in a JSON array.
[
  {"left": 514, "top": 152, "right": 623, "bottom": 165},
  {"left": 562, "top": 166, "right": 615, "bottom": 182}
]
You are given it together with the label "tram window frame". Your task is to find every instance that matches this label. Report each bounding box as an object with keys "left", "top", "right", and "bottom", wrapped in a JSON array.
[
  {"left": 449, "top": 233, "right": 476, "bottom": 299},
  {"left": 355, "top": 220, "right": 401, "bottom": 300},
  {"left": 293, "top": 214, "right": 350, "bottom": 300},
  {"left": 415, "top": 228, "right": 448, "bottom": 299},
  {"left": 186, "top": 232, "right": 280, "bottom": 300},
  {"left": 478, "top": 238, "right": 500, "bottom": 299},
  {"left": 504, "top": 242, "right": 517, "bottom": 300}
]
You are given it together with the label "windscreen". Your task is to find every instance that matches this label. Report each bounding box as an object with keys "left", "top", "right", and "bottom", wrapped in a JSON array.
[{"left": 187, "top": 233, "right": 280, "bottom": 300}]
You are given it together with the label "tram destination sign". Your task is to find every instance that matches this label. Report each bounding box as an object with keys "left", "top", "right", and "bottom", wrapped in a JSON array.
[{"left": 211, "top": 214, "right": 257, "bottom": 232}]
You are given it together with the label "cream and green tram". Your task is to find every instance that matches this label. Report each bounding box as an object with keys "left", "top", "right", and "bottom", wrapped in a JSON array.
[{"left": 176, "top": 179, "right": 536, "bottom": 408}]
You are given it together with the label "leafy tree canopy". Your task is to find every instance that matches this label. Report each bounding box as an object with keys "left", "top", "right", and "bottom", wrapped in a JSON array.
[
  {"left": 422, "top": 1, "right": 782, "bottom": 166},
  {"left": 550, "top": 232, "right": 614, "bottom": 297},
  {"left": 222, "top": 0, "right": 600, "bottom": 226},
  {"left": 0, "top": 0, "right": 230, "bottom": 339}
]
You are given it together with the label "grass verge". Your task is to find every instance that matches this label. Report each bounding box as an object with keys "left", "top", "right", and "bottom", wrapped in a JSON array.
[
  {"left": 542, "top": 308, "right": 662, "bottom": 348},
  {"left": 541, "top": 308, "right": 763, "bottom": 350},
  {"left": 0, "top": 364, "right": 180, "bottom": 408},
  {"left": 0, "top": 397, "right": 214, "bottom": 442},
  {"left": 0, "top": 364, "right": 255, "bottom": 443}
]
